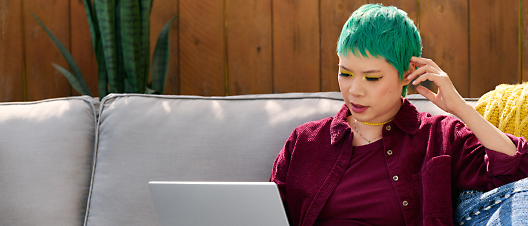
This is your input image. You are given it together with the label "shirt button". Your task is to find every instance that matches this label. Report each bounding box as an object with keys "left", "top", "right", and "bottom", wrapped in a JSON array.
[
  {"left": 386, "top": 125, "right": 391, "bottom": 131},
  {"left": 392, "top": 175, "right": 399, "bottom": 181},
  {"left": 387, "top": 150, "right": 393, "bottom": 155},
  {"left": 402, "top": 201, "right": 409, "bottom": 206}
]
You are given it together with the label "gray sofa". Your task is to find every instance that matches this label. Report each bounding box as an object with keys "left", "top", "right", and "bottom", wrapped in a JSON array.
[{"left": 0, "top": 92, "right": 476, "bottom": 226}]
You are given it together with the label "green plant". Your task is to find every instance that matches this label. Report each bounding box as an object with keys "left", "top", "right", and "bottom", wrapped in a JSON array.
[{"left": 32, "top": 0, "right": 175, "bottom": 99}]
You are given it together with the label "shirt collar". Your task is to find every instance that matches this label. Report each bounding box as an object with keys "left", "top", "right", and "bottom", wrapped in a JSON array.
[{"left": 330, "top": 97, "right": 421, "bottom": 145}]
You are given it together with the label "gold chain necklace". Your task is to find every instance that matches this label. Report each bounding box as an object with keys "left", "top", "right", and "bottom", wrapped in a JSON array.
[
  {"left": 353, "top": 119, "right": 383, "bottom": 144},
  {"left": 361, "top": 117, "right": 395, "bottom": 126}
]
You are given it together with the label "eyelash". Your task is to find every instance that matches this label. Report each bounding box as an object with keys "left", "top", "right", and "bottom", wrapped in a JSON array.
[
  {"left": 339, "top": 72, "right": 382, "bottom": 81},
  {"left": 339, "top": 72, "right": 353, "bottom": 77},
  {"left": 364, "top": 77, "right": 381, "bottom": 81}
]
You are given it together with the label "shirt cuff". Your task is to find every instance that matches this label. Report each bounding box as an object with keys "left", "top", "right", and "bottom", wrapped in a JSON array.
[{"left": 486, "top": 134, "right": 527, "bottom": 176}]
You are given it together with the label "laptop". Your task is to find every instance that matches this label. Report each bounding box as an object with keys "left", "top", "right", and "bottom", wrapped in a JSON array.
[{"left": 148, "top": 181, "right": 290, "bottom": 226}]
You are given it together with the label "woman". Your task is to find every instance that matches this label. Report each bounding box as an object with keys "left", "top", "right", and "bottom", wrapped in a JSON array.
[{"left": 270, "top": 4, "right": 528, "bottom": 226}]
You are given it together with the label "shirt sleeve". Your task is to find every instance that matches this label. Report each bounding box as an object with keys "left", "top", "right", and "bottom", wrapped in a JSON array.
[
  {"left": 450, "top": 119, "right": 528, "bottom": 190},
  {"left": 485, "top": 134, "right": 528, "bottom": 181},
  {"left": 270, "top": 129, "right": 296, "bottom": 223}
]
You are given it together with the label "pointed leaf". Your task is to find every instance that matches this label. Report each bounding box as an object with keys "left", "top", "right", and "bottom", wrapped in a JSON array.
[
  {"left": 139, "top": 0, "right": 153, "bottom": 87},
  {"left": 120, "top": 0, "right": 141, "bottom": 93},
  {"left": 150, "top": 17, "right": 176, "bottom": 94},
  {"left": 53, "top": 64, "right": 93, "bottom": 96},
  {"left": 82, "top": 0, "right": 99, "bottom": 49},
  {"left": 114, "top": 0, "right": 125, "bottom": 93},
  {"left": 31, "top": 12, "right": 89, "bottom": 95},
  {"left": 96, "top": 39, "right": 108, "bottom": 99},
  {"left": 94, "top": 0, "right": 119, "bottom": 93}
]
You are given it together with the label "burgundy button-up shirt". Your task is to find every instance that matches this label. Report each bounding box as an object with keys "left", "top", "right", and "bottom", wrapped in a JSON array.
[{"left": 270, "top": 98, "right": 528, "bottom": 226}]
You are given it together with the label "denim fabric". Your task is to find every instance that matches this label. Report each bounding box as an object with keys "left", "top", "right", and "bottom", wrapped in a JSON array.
[{"left": 454, "top": 177, "right": 528, "bottom": 225}]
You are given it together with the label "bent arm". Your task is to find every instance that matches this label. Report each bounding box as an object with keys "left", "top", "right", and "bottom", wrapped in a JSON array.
[
  {"left": 407, "top": 56, "right": 516, "bottom": 156},
  {"left": 455, "top": 103, "right": 517, "bottom": 156}
]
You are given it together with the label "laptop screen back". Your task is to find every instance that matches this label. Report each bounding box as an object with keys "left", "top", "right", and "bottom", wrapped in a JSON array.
[{"left": 149, "top": 181, "right": 290, "bottom": 226}]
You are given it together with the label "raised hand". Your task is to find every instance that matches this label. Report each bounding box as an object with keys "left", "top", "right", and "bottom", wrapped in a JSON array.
[{"left": 407, "top": 56, "right": 467, "bottom": 115}]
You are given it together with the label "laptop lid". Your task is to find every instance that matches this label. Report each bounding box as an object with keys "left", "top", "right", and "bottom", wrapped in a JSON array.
[{"left": 148, "top": 181, "right": 290, "bottom": 226}]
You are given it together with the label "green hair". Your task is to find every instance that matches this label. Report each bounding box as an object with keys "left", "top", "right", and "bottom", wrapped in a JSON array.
[{"left": 337, "top": 4, "right": 422, "bottom": 97}]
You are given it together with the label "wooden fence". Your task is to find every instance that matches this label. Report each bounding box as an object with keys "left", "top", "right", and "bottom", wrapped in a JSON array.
[{"left": 1, "top": 0, "right": 527, "bottom": 102}]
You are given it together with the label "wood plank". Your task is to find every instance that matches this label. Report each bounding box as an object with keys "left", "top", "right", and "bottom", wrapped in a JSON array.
[
  {"left": 420, "top": 0, "right": 469, "bottom": 97},
  {"left": 272, "top": 0, "right": 320, "bottom": 93},
  {"left": 226, "top": 0, "right": 272, "bottom": 95},
  {"left": 150, "top": 0, "right": 179, "bottom": 95},
  {"left": 469, "top": 0, "right": 520, "bottom": 97},
  {"left": 179, "top": 0, "right": 225, "bottom": 96},
  {"left": 522, "top": 0, "right": 528, "bottom": 83},
  {"left": 0, "top": 0, "right": 25, "bottom": 101},
  {"left": 71, "top": 0, "right": 98, "bottom": 97},
  {"left": 24, "top": 0, "right": 71, "bottom": 101},
  {"left": 320, "top": 0, "right": 368, "bottom": 92}
]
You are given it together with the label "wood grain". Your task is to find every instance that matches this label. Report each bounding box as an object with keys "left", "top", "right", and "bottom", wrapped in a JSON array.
[
  {"left": 0, "top": 0, "right": 25, "bottom": 101},
  {"left": 469, "top": 0, "right": 520, "bottom": 97},
  {"left": 179, "top": 0, "right": 225, "bottom": 96},
  {"left": 71, "top": 0, "right": 98, "bottom": 97},
  {"left": 320, "top": 0, "right": 368, "bottom": 92},
  {"left": 24, "top": 0, "right": 71, "bottom": 101},
  {"left": 420, "top": 0, "right": 469, "bottom": 97},
  {"left": 226, "top": 0, "right": 272, "bottom": 95},
  {"left": 151, "top": 0, "right": 179, "bottom": 95},
  {"left": 272, "top": 0, "right": 320, "bottom": 93}
]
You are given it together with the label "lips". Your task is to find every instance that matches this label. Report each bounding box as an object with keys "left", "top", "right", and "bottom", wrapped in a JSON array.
[{"left": 350, "top": 102, "right": 368, "bottom": 113}]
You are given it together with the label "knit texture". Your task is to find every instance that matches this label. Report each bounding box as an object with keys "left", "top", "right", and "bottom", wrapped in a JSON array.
[{"left": 474, "top": 83, "right": 528, "bottom": 139}]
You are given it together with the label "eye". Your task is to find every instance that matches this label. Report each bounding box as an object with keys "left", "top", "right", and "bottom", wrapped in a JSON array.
[
  {"left": 364, "top": 76, "right": 382, "bottom": 81},
  {"left": 339, "top": 72, "right": 354, "bottom": 77}
]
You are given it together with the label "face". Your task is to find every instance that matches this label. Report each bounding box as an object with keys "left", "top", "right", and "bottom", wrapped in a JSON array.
[{"left": 338, "top": 52, "right": 411, "bottom": 124}]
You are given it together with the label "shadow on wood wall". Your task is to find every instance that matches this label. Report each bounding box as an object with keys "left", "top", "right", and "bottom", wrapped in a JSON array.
[{"left": 1, "top": 0, "right": 526, "bottom": 101}]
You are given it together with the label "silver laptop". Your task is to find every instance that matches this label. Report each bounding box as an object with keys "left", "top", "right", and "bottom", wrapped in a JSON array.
[{"left": 148, "top": 181, "right": 290, "bottom": 226}]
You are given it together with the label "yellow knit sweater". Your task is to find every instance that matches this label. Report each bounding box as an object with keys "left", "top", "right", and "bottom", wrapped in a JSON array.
[{"left": 474, "top": 83, "right": 528, "bottom": 139}]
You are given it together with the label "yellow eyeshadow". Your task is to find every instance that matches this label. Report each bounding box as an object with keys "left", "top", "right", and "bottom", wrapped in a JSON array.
[{"left": 339, "top": 69, "right": 354, "bottom": 76}]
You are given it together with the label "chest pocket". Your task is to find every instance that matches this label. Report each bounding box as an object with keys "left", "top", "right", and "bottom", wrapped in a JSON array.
[{"left": 421, "top": 155, "right": 453, "bottom": 222}]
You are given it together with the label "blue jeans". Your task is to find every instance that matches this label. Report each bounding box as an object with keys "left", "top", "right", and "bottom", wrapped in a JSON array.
[{"left": 454, "top": 177, "right": 528, "bottom": 225}]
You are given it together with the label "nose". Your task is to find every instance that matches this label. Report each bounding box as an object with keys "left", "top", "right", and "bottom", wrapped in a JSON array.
[{"left": 349, "top": 78, "right": 364, "bottom": 97}]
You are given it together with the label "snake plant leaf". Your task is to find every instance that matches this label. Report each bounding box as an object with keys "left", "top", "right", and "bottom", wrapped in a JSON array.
[
  {"left": 94, "top": 0, "right": 119, "bottom": 93},
  {"left": 31, "top": 12, "right": 91, "bottom": 96},
  {"left": 82, "top": 0, "right": 99, "bottom": 50},
  {"left": 120, "top": 0, "right": 141, "bottom": 93},
  {"left": 53, "top": 64, "right": 93, "bottom": 96},
  {"left": 139, "top": 0, "right": 153, "bottom": 90},
  {"left": 96, "top": 39, "right": 109, "bottom": 99},
  {"left": 114, "top": 0, "right": 126, "bottom": 93},
  {"left": 150, "top": 16, "right": 176, "bottom": 94}
]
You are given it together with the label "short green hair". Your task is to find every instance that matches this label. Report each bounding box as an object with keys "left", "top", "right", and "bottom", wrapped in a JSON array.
[{"left": 337, "top": 4, "right": 422, "bottom": 96}]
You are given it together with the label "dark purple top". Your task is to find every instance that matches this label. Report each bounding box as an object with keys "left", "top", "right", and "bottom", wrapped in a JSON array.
[
  {"left": 270, "top": 98, "right": 528, "bottom": 226},
  {"left": 314, "top": 140, "right": 406, "bottom": 226}
]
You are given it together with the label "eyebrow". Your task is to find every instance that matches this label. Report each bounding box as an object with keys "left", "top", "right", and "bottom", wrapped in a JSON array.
[{"left": 338, "top": 65, "right": 380, "bottom": 74}]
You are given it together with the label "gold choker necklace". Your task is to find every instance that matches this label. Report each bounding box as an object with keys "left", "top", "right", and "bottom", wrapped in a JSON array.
[{"left": 361, "top": 117, "right": 395, "bottom": 126}]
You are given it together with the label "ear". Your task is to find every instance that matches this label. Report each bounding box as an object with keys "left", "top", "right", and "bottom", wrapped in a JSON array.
[{"left": 400, "top": 62, "right": 416, "bottom": 86}]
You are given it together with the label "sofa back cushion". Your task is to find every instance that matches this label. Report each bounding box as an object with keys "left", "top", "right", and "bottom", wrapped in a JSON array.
[
  {"left": 85, "top": 92, "right": 344, "bottom": 226},
  {"left": 0, "top": 96, "right": 97, "bottom": 226}
]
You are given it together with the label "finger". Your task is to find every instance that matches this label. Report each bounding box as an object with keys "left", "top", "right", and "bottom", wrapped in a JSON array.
[
  {"left": 416, "top": 85, "right": 436, "bottom": 101},
  {"left": 407, "top": 65, "right": 434, "bottom": 81},
  {"left": 410, "top": 57, "right": 440, "bottom": 69},
  {"left": 409, "top": 67, "right": 441, "bottom": 85}
]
